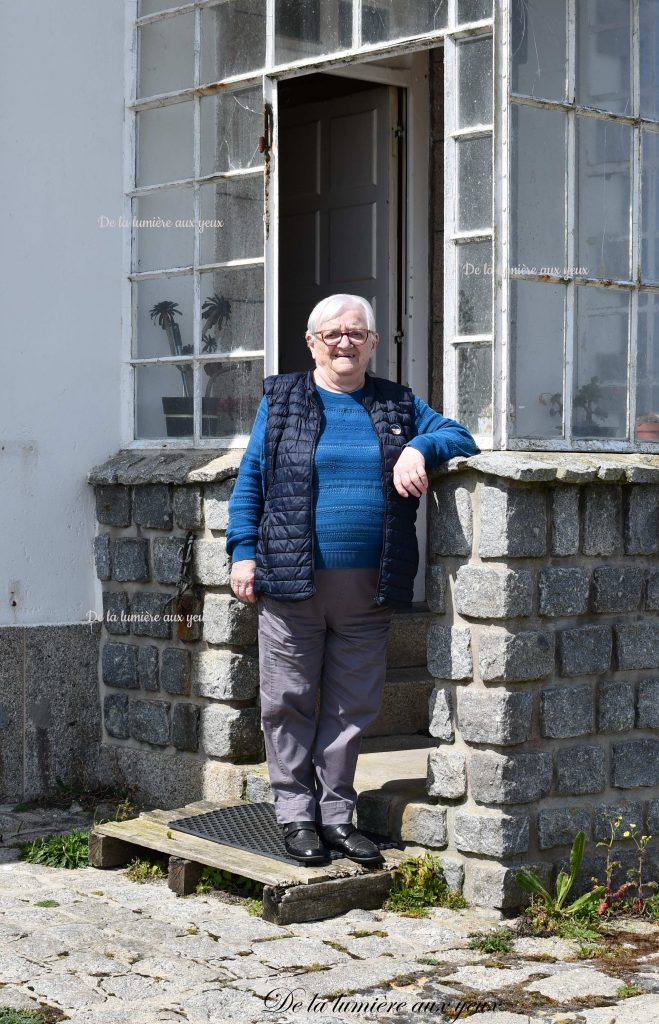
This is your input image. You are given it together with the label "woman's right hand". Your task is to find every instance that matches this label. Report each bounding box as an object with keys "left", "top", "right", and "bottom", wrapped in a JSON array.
[{"left": 230, "top": 558, "right": 257, "bottom": 604}]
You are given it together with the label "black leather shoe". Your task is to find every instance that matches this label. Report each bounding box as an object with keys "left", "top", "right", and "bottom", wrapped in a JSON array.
[
  {"left": 281, "top": 821, "right": 326, "bottom": 864},
  {"left": 319, "top": 823, "right": 383, "bottom": 865}
]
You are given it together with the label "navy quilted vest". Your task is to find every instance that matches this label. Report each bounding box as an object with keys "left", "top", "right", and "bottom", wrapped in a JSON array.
[{"left": 254, "top": 370, "right": 420, "bottom": 607}]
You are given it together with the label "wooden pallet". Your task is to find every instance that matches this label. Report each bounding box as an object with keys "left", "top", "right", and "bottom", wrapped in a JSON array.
[{"left": 89, "top": 799, "right": 406, "bottom": 925}]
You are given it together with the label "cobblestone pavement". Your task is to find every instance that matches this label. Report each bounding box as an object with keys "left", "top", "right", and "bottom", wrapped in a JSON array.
[{"left": 1, "top": 806, "right": 659, "bottom": 1023}]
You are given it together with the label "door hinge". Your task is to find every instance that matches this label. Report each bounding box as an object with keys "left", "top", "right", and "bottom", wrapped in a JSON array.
[
  {"left": 394, "top": 330, "right": 404, "bottom": 346},
  {"left": 393, "top": 125, "right": 405, "bottom": 140}
]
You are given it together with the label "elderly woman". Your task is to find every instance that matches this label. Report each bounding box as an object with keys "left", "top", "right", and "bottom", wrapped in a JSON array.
[{"left": 227, "top": 294, "right": 479, "bottom": 865}]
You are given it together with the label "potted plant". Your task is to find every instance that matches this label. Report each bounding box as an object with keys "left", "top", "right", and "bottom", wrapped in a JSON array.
[
  {"left": 150, "top": 295, "right": 231, "bottom": 437},
  {"left": 539, "top": 376, "right": 616, "bottom": 437},
  {"left": 636, "top": 412, "right": 659, "bottom": 441}
]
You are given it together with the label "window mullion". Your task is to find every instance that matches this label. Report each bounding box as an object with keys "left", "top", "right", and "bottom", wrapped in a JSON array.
[
  {"left": 494, "top": 0, "right": 509, "bottom": 449},
  {"left": 124, "top": 0, "right": 139, "bottom": 446},
  {"left": 629, "top": 0, "right": 641, "bottom": 442},
  {"left": 443, "top": 33, "right": 457, "bottom": 419},
  {"left": 565, "top": 0, "right": 576, "bottom": 445},
  {"left": 353, "top": 0, "right": 362, "bottom": 50}
]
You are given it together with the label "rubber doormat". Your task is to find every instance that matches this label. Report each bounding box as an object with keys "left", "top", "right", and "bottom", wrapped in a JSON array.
[{"left": 169, "top": 802, "right": 397, "bottom": 867}]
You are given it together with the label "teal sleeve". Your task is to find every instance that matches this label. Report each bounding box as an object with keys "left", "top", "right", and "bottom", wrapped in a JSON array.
[
  {"left": 406, "top": 396, "right": 481, "bottom": 470},
  {"left": 226, "top": 396, "right": 267, "bottom": 561}
]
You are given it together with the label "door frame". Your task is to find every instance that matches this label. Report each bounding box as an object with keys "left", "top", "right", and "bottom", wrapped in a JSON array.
[
  {"left": 265, "top": 48, "right": 433, "bottom": 409},
  {"left": 265, "top": 48, "right": 434, "bottom": 603}
]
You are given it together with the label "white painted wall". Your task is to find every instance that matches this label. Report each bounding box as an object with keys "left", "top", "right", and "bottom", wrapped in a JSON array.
[{"left": 0, "top": 0, "right": 125, "bottom": 625}]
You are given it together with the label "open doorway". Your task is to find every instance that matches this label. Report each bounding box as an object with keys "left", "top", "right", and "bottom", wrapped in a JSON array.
[{"left": 277, "top": 72, "right": 404, "bottom": 379}]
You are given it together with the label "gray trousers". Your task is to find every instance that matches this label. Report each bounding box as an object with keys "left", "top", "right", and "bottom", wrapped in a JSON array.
[{"left": 257, "top": 568, "right": 394, "bottom": 826}]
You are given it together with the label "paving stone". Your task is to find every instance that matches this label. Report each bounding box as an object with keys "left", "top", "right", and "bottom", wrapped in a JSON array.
[
  {"left": 454, "top": 566, "right": 534, "bottom": 619},
  {"left": 540, "top": 683, "right": 594, "bottom": 739},
  {"left": 557, "top": 625, "right": 612, "bottom": 677},
  {"left": 133, "top": 484, "right": 173, "bottom": 529},
  {"left": 480, "top": 628, "right": 555, "bottom": 682},
  {"left": 583, "top": 485, "right": 623, "bottom": 556},
  {"left": 469, "top": 750, "right": 552, "bottom": 804},
  {"left": 537, "top": 806, "right": 592, "bottom": 849},
  {"left": 429, "top": 479, "right": 473, "bottom": 557},
  {"left": 252, "top": 936, "right": 351, "bottom": 968},
  {"left": 443, "top": 963, "right": 547, "bottom": 991},
  {"left": 592, "top": 565, "right": 644, "bottom": 612},
  {"left": 426, "top": 564, "right": 448, "bottom": 613},
  {"left": 428, "top": 686, "right": 454, "bottom": 741},
  {"left": 637, "top": 678, "right": 659, "bottom": 728},
  {"left": 102, "top": 591, "right": 130, "bottom": 636},
  {"left": 594, "top": 801, "right": 644, "bottom": 841},
  {"left": 551, "top": 485, "right": 581, "bottom": 555},
  {"left": 568, "top": 994, "right": 659, "bottom": 1023},
  {"left": 538, "top": 567, "right": 590, "bottom": 616},
  {"left": 457, "top": 688, "right": 533, "bottom": 746},
  {"left": 611, "top": 738, "right": 659, "bottom": 788},
  {"left": 427, "top": 749, "right": 466, "bottom": 798},
  {"left": 511, "top": 936, "right": 579, "bottom": 960},
  {"left": 597, "top": 681, "right": 635, "bottom": 732},
  {"left": 615, "top": 622, "right": 659, "bottom": 671},
  {"left": 427, "top": 624, "right": 473, "bottom": 680},
  {"left": 454, "top": 810, "right": 529, "bottom": 856},
  {"left": 555, "top": 744, "right": 606, "bottom": 796},
  {"left": 479, "top": 485, "right": 547, "bottom": 558},
  {"left": 525, "top": 966, "right": 621, "bottom": 1000}
]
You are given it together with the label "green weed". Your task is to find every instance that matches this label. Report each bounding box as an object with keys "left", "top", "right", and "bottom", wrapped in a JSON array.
[
  {"left": 468, "top": 928, "right": 513, "bottom": 954},
  {"left": 384, "top": 852, "right": 467, "bottom": 917},
  {"left": 18, "top": 830, "right": 89, "bottom": 869}
]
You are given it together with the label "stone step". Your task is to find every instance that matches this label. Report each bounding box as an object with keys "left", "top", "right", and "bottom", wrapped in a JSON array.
[
  {"left": 365, "top": 667, "right": 435, "bottom": 738},
  {"left": 386, "top": 606, "right": 434, "bottom": 668},
  {"left": 240, "top": 746, "right": 449, "bottom": 852}
]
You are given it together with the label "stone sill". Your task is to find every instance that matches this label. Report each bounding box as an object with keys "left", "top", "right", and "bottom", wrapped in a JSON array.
[{"left": 88, "top": 448, "right": 659, "bottom": 486}]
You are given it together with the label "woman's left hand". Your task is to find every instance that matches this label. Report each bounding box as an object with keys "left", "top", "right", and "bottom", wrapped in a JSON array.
[{"left": 392, "top": 447, "right": 428, "bottom": 498}]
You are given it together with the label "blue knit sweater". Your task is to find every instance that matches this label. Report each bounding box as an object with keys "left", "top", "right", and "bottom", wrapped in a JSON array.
[{"left": 226, "top": 384, "right": 480, "bottom": 568}]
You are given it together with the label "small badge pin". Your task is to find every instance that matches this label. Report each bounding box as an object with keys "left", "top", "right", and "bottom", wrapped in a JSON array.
[{"left": 391, "top": 425, "right": 402, "bottom": 435}]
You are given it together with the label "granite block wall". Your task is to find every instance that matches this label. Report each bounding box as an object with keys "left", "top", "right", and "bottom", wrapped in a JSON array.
[{"left": 424, "top": 456, "right": 659, "bottom": 908}]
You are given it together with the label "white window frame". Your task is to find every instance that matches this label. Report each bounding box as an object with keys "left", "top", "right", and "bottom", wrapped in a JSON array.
[
  {"left": 500, "top": 0, "right": 659, "bottom": 454},
  {"left": 122, "top": 0, "right": 494, "bottom": 449}
]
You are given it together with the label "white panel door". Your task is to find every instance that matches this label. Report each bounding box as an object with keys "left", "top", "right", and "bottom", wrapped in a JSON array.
[{"left": 278, "top": 84, "right": 395, "bottom": 377}]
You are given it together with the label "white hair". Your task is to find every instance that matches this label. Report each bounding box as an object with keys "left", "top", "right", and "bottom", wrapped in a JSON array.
[{"left": 307, "top": 294, "right": 376, "bottom": 335}]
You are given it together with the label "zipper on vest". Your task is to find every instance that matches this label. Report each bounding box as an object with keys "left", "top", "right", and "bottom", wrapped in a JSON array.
[
  {"left": 309, "top": 394, "right": 321, "bottom": 592},
  {"left": 363, "top": 397, "right": 387, "bottom": 606}
]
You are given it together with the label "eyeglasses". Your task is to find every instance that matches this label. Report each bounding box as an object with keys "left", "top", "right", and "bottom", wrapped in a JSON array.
[{"left": 313, "top": 329, "right": 374, "bottom": 346}]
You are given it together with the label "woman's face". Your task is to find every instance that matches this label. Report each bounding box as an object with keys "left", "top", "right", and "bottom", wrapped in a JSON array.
[{"left": 306, "top": 305, "right": 379, "bottom": 391}]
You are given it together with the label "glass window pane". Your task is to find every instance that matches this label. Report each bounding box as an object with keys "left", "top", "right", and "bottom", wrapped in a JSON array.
[
  {"left": 637, "top": 292, "right": 659, "bottom": 439},
  {"left": 200, "top": 87, "right": 263, "bottom": 176},
  {"left": 200, "top": 267, "right": 263, "bottom": 354},
  {"left": 275, "top": 0, "right": 352, "bottom": 64},
  {"left": 136, "top": 362, "right": 194, "bottom": 440},
  {"left": 511, "top": 0, "right": 566, "bottom": 102},
  {"left": 574, "top": 285, "right": 629, "bottom": 439},
  {"left": 133, "top": 189, "right": 194, "bottom": 273},
  {"left": 134, "top": 275, "right": 193, "bottom": 359},
  {"left": 139, "top": 0, "right": 182, "bottom": 15},
  {"left": 138, "top": 13, "right": 194, "bottom": 99},
  {"left": 457, "top": 345, "right": 492, "bottom": 435},
  {"left": 576, "top": 0, "right": 631, "bottom": 115},
  {"left": 361, "top": 0, "right": 447, "bottom": 44},
  {"left": 457, "top": 240, "right": 492, "bottom": 334},
  {"left": 458, "top": 36, "right": 492, "bottom": 127},
  {"left": 458, "top": 0, "right": 491, "bottom": 23},
  {"left": 136, "top": 101, "right": 193, "bottom": 187},
  {"left": 576, "top": 116, "right": 631, "bottom": 281},
  {"left": 640, "top": 1, "right": 659, "bottom": 121},
  {"left": 642, "top": 129, "right": 659, "bottom": 285},
  {"left": 199, "top": 174, "right": 263, "bottom": 265},
  {"left": 511, "top": 104, "right": 565, "bottom": 271},
  {"left": 200, "top": 1, "right": 266, "bottom": 83},
  {"left": 199, "top": 359, "right": 264, "bottom": 437},
  {"left": 510, "top": 280, "right": 565, "bottom": 439},
  {"left": 457, "top": 135, "right": 492, "bottom": 232}
]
